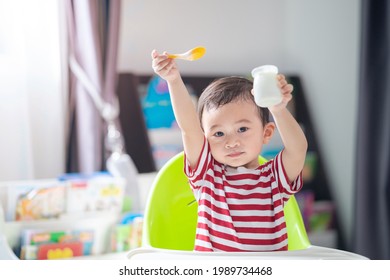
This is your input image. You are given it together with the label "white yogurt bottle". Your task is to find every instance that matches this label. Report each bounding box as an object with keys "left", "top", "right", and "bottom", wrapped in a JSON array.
[{"left": 251, "top": 65, "right": 281, "bottom": 108}]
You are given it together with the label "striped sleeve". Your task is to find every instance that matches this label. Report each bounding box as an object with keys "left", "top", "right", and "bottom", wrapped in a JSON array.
[
  {"left": 184, "top": 137, "right": 212, "bottom": 192},
  {"left": 272, "top": 150, "right": 303, "bottom": 202}
]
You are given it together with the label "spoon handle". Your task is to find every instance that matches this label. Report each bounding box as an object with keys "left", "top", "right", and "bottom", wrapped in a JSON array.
[
  {"left": 167, "top": 51, "right": 191, "bottom": 60},
  {"left": 166, "top": 53, "right": 182, "bottom": 59}
]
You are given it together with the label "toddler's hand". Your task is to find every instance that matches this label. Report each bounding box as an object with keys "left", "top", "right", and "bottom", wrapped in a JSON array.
[
  {"left": 268, "top": 74, "right": 293, "bottom": 112},
  {"left": 151, "top": 49, "right": 180, "bottom": 82}
]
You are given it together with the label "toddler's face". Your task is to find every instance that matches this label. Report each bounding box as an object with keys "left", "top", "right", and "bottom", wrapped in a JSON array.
[{"left": 202, "top": 100, "right": 273, "bottom": 169}]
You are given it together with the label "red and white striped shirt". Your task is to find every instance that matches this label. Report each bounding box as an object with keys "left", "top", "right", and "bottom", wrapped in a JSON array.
[{"left": 184, "top": 139, "right": 303, "bottom": 252}]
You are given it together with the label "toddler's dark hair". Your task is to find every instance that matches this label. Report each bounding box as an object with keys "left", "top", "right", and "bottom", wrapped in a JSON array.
[{"left": 197, "top": 76, "right": 270, "bottom": 126}]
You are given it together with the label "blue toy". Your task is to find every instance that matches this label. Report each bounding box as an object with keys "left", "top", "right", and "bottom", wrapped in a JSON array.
[{"left": 142, "top": 76, "right": 177, "bottom": 129}]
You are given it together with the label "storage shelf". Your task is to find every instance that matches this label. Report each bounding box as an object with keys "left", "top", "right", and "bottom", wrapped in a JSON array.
[
  {"left": 0, "top": 173, "right": 158, "bottom": 260},
  {"left": 3, "top": 211, "right": 119, "bottom": 258}
]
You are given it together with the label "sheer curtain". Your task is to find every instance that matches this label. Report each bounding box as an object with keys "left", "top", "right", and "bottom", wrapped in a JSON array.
[{"left": 0, "top": 0, "right": 65, "bottom": 181}]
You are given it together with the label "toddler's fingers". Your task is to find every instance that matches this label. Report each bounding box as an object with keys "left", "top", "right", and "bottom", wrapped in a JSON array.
[
  {"left": 153, "top": 58, "right": 172, "bottom": 72},
  {"left": 151, "top": 49, "right": 158, "bottom": 59},
  {"left": 277, "top": 74, "right": 288, "bottom": 88},
  {"left": 166, "top": 59, "right": 175, "bottom": 71},
  {"left": 281, "top": 84, "right": 294, "bottom": 95},
  {"left": 151, "top": 58, "right": 159, "bottom": 70},
  {"left": 152, "top": 61, "right": 164, "bottom": 72},
  {"left": 278, "top": 79, "right": 287, "bottom": 88}
]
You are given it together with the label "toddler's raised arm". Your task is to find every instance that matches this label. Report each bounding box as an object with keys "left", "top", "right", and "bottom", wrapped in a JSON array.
[
  {"left": 268, "top": 74, "right": 308, "bottom": 183},
  {"left": 151, "top": 50, "right": 204, "bottom": 168}
]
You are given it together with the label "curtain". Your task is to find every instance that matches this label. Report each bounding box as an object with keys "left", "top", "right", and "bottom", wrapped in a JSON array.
[
  {"left": 65, "top": 0, "right": 121, "bottom": 173},
  {"left": 353, "top": 0, "right": 390, "bottom": 260},
  {"left": 0, "top": 0, "right": 64, "bottom": 181}
]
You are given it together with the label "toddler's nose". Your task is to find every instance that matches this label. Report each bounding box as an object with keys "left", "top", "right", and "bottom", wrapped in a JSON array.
[{"left": 225, "top": 137, "right": 240, "bottom": 149}]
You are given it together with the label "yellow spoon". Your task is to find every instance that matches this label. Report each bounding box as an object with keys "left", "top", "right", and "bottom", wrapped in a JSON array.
[{"left": 167, "top": 46, "right": 206, "bottom": 61}]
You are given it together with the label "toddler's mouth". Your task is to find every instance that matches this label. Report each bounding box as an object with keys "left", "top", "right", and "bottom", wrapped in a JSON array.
[{"left": 227, "top": 151, "right": 243, "bottom": 158}]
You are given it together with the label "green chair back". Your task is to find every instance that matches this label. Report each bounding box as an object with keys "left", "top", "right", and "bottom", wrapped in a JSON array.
[{"left": 142, "top": 152, "right": 310, "bottom": 251}]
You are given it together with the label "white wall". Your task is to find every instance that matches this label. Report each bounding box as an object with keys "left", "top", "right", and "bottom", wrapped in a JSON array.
[
  {"left": 283, "top": 1, "right": 360, "bottom": 249},
  {"left": 118, "top": 0, "right": 360, "bottom": 248},
  {"left": 118, "top": 0, "right": 287, "bottom": 75}
]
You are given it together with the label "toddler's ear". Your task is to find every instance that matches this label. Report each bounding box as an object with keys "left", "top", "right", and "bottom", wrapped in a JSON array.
[
  {"left": 251, "top": 88, "right": 255, "bottom": 96},
  {"left": 263, "top": 123, "right": 275, "bottom": 144}
]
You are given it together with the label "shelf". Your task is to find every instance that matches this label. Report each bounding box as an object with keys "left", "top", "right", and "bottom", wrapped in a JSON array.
[
  {"left": 0, "top": 172, "right": 158, "bottom": 260},
  {"left": 3, "top": 211, "right": 119, "bottom": 257}
]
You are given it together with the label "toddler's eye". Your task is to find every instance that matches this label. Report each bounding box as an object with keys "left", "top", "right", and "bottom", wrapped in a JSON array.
[
  {"left": 214, "top": 131, "right": 224, "bottom": 137},
  {"left": 238, "top": 127, "right": 248, "bottom": 133}
]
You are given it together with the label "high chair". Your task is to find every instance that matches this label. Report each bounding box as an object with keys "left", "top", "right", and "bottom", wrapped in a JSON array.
[{"left": 128, "top": 152, "right": 368, "bottom": 260}]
